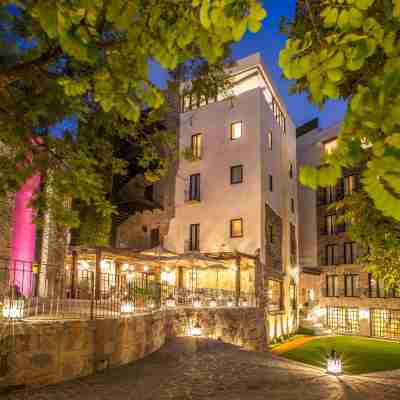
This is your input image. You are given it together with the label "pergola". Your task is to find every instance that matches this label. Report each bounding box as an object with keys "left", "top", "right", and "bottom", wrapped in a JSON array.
[{"left": 65, "top": 246, "right": 258, "bottom": 305}]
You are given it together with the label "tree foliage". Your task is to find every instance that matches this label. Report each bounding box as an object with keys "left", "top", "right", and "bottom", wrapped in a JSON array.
[
  {"left": 0, "top": 0, "right": 267, "bottom": 232},
  {"left": 281, "top": 0, "right": 400, "bottom": 221}
]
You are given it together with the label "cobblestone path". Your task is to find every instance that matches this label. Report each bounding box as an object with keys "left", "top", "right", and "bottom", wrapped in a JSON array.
[{"left": 4, "top": 338, "right": 400, "bottom": 400}]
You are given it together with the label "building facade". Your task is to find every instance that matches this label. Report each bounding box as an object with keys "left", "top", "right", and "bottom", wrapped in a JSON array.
[{"left": 297, "top": 123, "right": 400, "bottom": 340}]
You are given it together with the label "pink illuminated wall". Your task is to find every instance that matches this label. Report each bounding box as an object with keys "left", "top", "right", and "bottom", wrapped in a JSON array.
[{"left": 10, "top": 174, "right": 41, "bottom": 296}]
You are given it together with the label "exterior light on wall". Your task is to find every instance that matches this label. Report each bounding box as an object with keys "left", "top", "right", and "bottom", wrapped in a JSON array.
[
  {"left": 312, "top": 306, "right": 326, "bottom": 319},
  {"left": 209, "top": 298, "right": 217, "bottom": 307},
  {"left": 148, "top": 300, "right": 156, "bottom": 309},
  {"left": 166, "top": 294, "right": 176, "bottom": 308},
  {"left": 188, "top": 321, "right": 202, "bottom": 336},
  {"left": 360, "top": 308, "right": 369, "bottom": 319},
  {"left": 144, "top": 265, "right": 149, "bottom": 272},
  {"left": 122, "top": 263, "right": 129, "bottom": 271},
  {"left": 78, "top": 260, "right": 90, "bottom": 271},
  {"left": 326, "top": 350, "right": 342, "bottom": 375},
  {"left": 227, "top": 298, "right": 234, "bottom": 307},
  {"left": 193, "top": 298, "right": 202, "bottom": 308},
  {"left": 241, "top": 297, "right": 248, "bottom": 307},
  {"left": 3, "top": 299, "right": 24, "bottom": 319},
  {"left": 120, "top": 302, "right": 135, "bottom": 314}
]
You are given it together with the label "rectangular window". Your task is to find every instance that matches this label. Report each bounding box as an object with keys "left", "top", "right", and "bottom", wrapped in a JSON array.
[
  {"left": 291, "top": 198, "right": 295, "bottom": 214},
  {"left": 267, "top": 131, "right": 272, "bottom": 150},
  {"left": 268, "top": 174, "right": 273, "bottom": 192},
  {"left": 289, "top": 162, "right": 294, "bottom": 179},
  {"left": 191, "top": 133, "right": 202, "bottom": 160},
  {"left": 369, "top": 274, "right": 387, "bottom": 298},
  {"left": 189, "top": 224, "right": 200, "bottom": 251},
  {"left": 189, "top": 174, "right": 201, "bottom": 201},
  {"left": 344, "top": 242, "right": 356, "bottom": 264},
  {"left": 323, "top": 138, "right": 338, "bottom": 154},
  {"left": 325, "top": 244, "right": 338, "bottom": 265},
  {"left": 324, "top": 215, "right": 336, "bottom": 235},
  {"left": 345, "top": 274, "right": 360, "bottom": 297},
  {"left": 344, "top": 175, "right": 356, "bottom": 196},
  {"left": 325, "top": 185, "right": 335, "bottom": 203},
  {"left": 150, "top": 228, "right": 160, "bottom": 248},
  {"left": 144, "top": 184, "right": 154, "bottom": 202},
  {"left": 230, "top": 218, "right": 243, "bottom": 238},
  {"left": 327, "top": 307, "right": 360, "bottom": 334},
  {"left": 230, "top": 165, "right": 243, "bottom": 184},
  {"left": 326, "top": 275, "right": 339, "bottom": 297},
  {"left": 230, "top": 121, "right": 242, "bottom": 140},
  {"left": 267, "top": 280, "right": 283, "bottom": 311}
]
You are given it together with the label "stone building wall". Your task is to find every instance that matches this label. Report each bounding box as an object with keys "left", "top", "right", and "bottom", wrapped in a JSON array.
[{"left": 264, "top": 204, "right": 283, "bottom": 273}]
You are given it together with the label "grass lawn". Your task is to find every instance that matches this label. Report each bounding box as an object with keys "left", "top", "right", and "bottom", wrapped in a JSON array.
[{"left": 281, "top": 336, "right": 400, "bottom": 375}]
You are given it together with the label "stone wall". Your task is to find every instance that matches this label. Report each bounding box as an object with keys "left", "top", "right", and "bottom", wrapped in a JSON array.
[
  {"left": 264, "top": 203, "right": 283, "bottom": 273},
  {"left": 0, "top": 311, "right": 166, "bottom": 388},
  {"left": 165, "top": 307, "right": 267, "bottom": 352}
]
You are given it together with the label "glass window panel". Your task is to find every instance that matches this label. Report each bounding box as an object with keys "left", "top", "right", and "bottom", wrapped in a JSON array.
[{"left": 231, "top": 122, "right": 242, "bottom": 140}]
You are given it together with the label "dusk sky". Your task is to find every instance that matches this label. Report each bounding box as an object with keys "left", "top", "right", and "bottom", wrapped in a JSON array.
[{"left": 150, "top": 0, "right": 347, "bottom": 129}]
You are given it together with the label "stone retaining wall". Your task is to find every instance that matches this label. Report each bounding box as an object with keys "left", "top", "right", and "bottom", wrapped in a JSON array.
[{"left": 1, "top": 307, "right": 267, "bottom": 389}]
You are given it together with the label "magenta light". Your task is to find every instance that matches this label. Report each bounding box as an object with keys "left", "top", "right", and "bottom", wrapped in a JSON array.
[{"left": 10, "top": 174, "right": 41, "bottom": 297}]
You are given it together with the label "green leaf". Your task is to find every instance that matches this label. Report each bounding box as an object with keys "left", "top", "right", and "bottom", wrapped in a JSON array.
[
  {"left": 200, "top": 0, "right": 211, "bottom": 29},
  {"left": 326, "top": 51, "right": 345, "bottom": 69},
  {"left": 322, "top": 81, "right": 340, "bottom": 99},
  {"left": 322, "top": 7, "right": 338, "bottom": 27},
  {"left": 327, "top": 69, "right": 343, "bottom": 82},
  {"left": 338, "top": 10, "right": 350, "bottom": 28},
  {"left": 248, "top": 19, "right": 262, "bottom": 33},
  {"left": 356, "top": 0, "right": 375, "bottom": 10},
  {"left": 349, "top": 8, "right": 363, "bottom": 28},
  {"left": 232, "top": 19, "right": 247, "bottom": 42}
]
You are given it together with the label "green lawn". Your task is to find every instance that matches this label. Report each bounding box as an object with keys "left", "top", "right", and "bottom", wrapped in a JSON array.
[{"left": 281, "top": 336, "right": 400, "bottom": 375}]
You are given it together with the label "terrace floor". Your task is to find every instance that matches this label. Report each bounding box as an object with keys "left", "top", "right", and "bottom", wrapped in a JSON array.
[{"left": 5, "top": 337, "right": 400, "bottom": 400}]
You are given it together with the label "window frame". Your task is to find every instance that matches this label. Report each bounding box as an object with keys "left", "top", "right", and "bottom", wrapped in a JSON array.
[
  {"left": 191, "top": 133, "right": 202, "bottom": 160},
  {"left": 326, "top": 274, "right": 339, "bottom": 297},
  {"left": 189, "top": 173, "right": 201, "bottom": 201},
  {"left": 230, "top": 121, "right": 243, "bottom": 141},
  {"left": 290, "top": 198, "right": 295, "bottom": 214},
  {"left": 289, "top": 162, "right": 294, "bottom": 179},
  {"left": 189, "top": 223, "right": 200, "bottom": 251},
  {"left": 344, "top": 242, "right": 356, "bottom": 264},
  {"left": 325, "top": 244, "right": 338, "bottom": 265},
  {"left": 267, "top": 130, "right": 273, "bottom": 150},
  {"left": 230, "top": 165, "right": 243, "bottom": 185},
  {"left": 230, "top": 218, "right": 243, "bottom": 238},
  {"left": 344, "top": 274, "right": 360, "bottom": 297},
  {"left": 268, "top": 174, "right": 273, "bottom": 192}
]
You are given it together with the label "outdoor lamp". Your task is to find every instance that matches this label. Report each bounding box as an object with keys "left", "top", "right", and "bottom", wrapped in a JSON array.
[
  {"left": 227, "top": 298, "right": 234, "bottom": 307},
  {"left": 165, "top": 294, "right": 176, "bottom": 307},
  {"left": 193, "top": 297, "right": 202, "bottom": 308},
  {"left": 209, "top": 298, "right": 217, "bottom": 307},
  {"left": 3, "top": 299, "right": 24, "bottom": 319},
  {"left": 189, "top": 321, "right": 202, "bottom": 336},
  {"left": 120, "top": 302, "right": 135, "bottom": 314},
  {"left": 326, "top": 350, "right": 342, "bottom": 375},
  {"left": 241, "top": 297, "right": 248, "bottom": 307}
]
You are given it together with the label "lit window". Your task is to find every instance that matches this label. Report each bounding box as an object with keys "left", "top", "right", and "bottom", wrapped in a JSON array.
[
  {"left": 191, "top": 133, "right": 202, "bottom": 160},
  {"left": 230, "top": 165, "right": 243, "bottom": 184},
  {"left": 230, "top": 218, "right": 243, "bottom": 238},
  {"left": 230, "top": 121, "right": 242, "bottom": 140},
  {"left": 267, "top": 131, "right": 272, "bottom": 150},
  {"left": 344, "top": 175, "right": 356, "bottom": 196},
  {"left": 323, "top": 138, "right": 338, "bottom": 154}
]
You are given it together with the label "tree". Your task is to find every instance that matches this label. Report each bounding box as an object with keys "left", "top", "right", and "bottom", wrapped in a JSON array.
[
  {"left": 280, "top": 0, "right": 400, "bottom": 221},
  {"left": 0, "top": 0, "right": 267, "bottom": 231}
]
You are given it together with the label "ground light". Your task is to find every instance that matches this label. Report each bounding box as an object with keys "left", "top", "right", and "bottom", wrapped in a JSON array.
[
  {"left": 326, "top": 349, "right": 342, "bottom": 375},
  {"left": 166, "top": 294, "right": 176, "bottom": 307},
  {"left": 193, "top": 297, "right": 202, "bottom": 308},
  {"left": 3, "top": 299, "right": 24, "bottom": 319},
  {"left": 209, "top": 298, "right": 217, "bottom": 307}
]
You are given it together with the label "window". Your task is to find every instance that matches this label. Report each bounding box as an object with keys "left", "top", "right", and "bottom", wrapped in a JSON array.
[
  {"left": 290, "top": 198, "right": 295, "bottom": 214},
  {"left": 371, "top": 309, "right": 400, "bottom": 339},
  {"left": 267, "top": 131, "right": 272, "bottom": 150},
  {"left": 191, "top": 133, "right": 202, "bottom": 160},
  {"left": 144, "top": 184, "right": 154, "bottom": 201},
  {"left": 230, "top": 121, "right": 242, "bottom": 140},
  {"left": 230, "top": 218, "right": 243, "bottom": 238},
  {"left": 230, "top": 165, "right": 243, "bottom": 184},
  {"left": 326, "top": 275, "right": 339, "bottom": 297},
  {"left": 324, "top": 215, "right": 336, "bottom": 235},
  {"left": 268, "top": 174, "right": 273, "bottom": 192},
  {"left": 325, "top": 244, "right": 338, "bottom": 265},
  {"left": 188, "top": 173, "right": 200, "bottom": 201},
  {"left": 267, "top": 280, "right": 283, "bottom": 311},
  {"left": 369, "top": 275, "right": 389, "bottom": 298},
  {"left": 289, "top": 162, "right": 294, "bottom": 179},
  {"left": 323, "top": 138, "right": 338, "bottom": 154},
  {"left": 150, "top": 228, "right": 160, "bottom": 248},
  {"left": 345, "top": 274, "right": 359, "bottom": 297},
  {"left": 344, "top": 242, "right": 356, "bottom": 264},
  {"left": 325, "top": 185, "right": 335, "bottom": 203},
  {"left": 327, "top": 307, "right": 360, "bottom": 334},
  {"left": 344, "top": 175, "right": 356, "bottom": 196},
  {"left": 189, "top": 224, "right": 200, "bottom": 251}
]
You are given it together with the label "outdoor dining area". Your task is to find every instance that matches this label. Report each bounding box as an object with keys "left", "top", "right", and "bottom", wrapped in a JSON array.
[{"left": 0, "top": 246, "right": 258, "bottom": 320}]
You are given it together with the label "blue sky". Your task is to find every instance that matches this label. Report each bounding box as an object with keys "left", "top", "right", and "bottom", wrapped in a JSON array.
[{"left": 150, "top": 0, "right": 347, "bottom": 129}]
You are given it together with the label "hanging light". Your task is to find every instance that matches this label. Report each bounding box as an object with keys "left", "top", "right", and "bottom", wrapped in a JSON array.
[
  {"left": 227, "top": 298, "right": 234, "bottom": 307},
  {"left": 120, "top": 302, "right": 135, "bottom": 314},
  {"left": 3, "top": 299, "right": 24, "bottom": 319},
  {"left": 326, "top": 350, "right": 342, "bottom": 375},
  {"left": 209, "top": 297, "right": 217, "bottom": 307},
  {"left": 193, "top": 297, "right": 202, "bottom": 308},
  {"left": 165, "top": 294, "right": 176, "bottom": 307},
  {"left": 188, "top": 320, "right": 202, "bottom": 336}
]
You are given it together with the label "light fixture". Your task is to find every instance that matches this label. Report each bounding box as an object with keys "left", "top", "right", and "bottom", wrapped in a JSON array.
[
  {"left": 327, "top": 351, "right": 342, "bottom": 375},
  {"left": 148, "top": 301, "right": 156, "bottom": 309},
  {"left": 3, "top": 299, "right": 24, "bottom": 319},
  {"left": 241, "top": 297, "right": 248, "bottom": 307},
  {"left": 122, "top": 263, "right": 129, "bottom": 272},
  {"left": 193, "top": 297, "right": 202, "bottom": 308},
  {"left": 120, "top": 302, "right": 135, "bottom": 314},
  {"left": 209, "top": 297, "right": 217, "bottom": 307},
  {"left": 359, "top": 308, "right": 369, "bottom": 319},
  {"left": 188, "top": 321, "right": 202, "bottom": 336},
  {"left": 165, "top": 294, "right": 176, "bottom": 308},
  {"left": 227, "top": 298, "right": 234, "bottom": 307},
  {"left": 144, "top": 265, "right": 149, "bottom": 272},
  {"left": 312, "top": 306, "right": 326, "bottom": 319}
]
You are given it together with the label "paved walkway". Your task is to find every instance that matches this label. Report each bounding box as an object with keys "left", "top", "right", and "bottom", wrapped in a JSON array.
[
  {"left": 270, "top": 335, "right": 316, "bottom": 354},
  {"left": 4, "top": 338, "right": 400, "bottom": 400}
]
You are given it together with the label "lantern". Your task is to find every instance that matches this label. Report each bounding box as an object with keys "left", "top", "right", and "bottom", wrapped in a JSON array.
[
  {"left": 209, "top": 298, "right": 217, "bottom": 307},
  {"left": 165, "top": 294, "right": 176, "bottom": 307},
  {"left": 241, "top": 297, "right": 248, "bottom": 307},
  {"left": 188, "top": 321, "right": 202, "bottom": 336},
  {"left": 3, "top": 299, "right": 24, "bottom": 319},
  {"left": 326, "top": 350, "right": 342, "bottom": 375},
  {"left": 193, "top": 297, "right": 202, "bottom": 308},
  {"left": 227, "top": 298, "right": 234, "bottom": 307}
]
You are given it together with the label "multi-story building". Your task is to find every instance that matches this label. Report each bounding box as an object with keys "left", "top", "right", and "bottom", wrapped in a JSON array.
[
  {"left": 118, "top": 53, "right": 300, "bottom": 341},
  {"left": 297, "top": 122, "right": 400, "bottom": 339}
]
